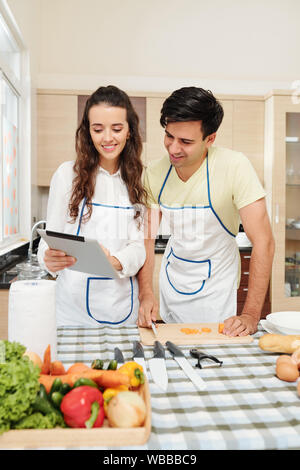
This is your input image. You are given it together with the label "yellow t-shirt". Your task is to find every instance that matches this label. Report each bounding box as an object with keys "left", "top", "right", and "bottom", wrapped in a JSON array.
[{"left": 143, "top": 146, "right": 266, "bottom": 236}]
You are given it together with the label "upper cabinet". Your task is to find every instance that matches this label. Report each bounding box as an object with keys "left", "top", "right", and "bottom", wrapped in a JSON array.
[
  {"left": 37, "top": 93, "right": 78, "bottom": 186},
  {"left": 215, "top": 97, "right": 265, "bottom": 183},
  {"left": 37, "top": 90, "right": 265, "bottom": 186}
]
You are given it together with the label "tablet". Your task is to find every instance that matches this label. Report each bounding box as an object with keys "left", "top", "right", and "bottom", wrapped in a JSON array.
[{"left": 37, "top": 229, "right": 120, "bottom": 279}]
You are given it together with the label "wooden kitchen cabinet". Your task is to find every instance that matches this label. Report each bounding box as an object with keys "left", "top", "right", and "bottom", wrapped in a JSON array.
[
  {"left": 232, "top": 99, "right": 265, "bottom": 183},
  {"left": 215, "top": 97, "right": 265, "bottom": 183},
  {"left": 0, "top": 289, "right": 9, "bottom": 340},
  {"left": 37, "top": 92, "right": 78, "bottom": 186},
  {"left": 265, "top": 90, "right": 300, "bottom": 312},
  {"left": 145, "top": 97, "right": 166, "bottom": 166}
]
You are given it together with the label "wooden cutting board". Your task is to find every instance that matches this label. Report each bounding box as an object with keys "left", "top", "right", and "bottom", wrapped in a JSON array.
[{"left": 139, "top": 322, "right": 254, "bottom": 346}]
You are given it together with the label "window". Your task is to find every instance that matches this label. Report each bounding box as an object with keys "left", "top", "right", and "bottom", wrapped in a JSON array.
[
  {"left": 1, "top": 74, "right": 19, "bottom": 240},
  {"left": 0, "top": 2, "right": 30, "bottom": 252}
]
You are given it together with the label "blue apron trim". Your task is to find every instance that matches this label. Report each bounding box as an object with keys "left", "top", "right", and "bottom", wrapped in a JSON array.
[
  {"left": 165, "top": 247, "right": 211, "bottom": 295},
  {"left": 165, "top": 266, "right": 206, "bottom": 295},
  {"left": 167, "top": 247, "right": 212, "bottom": 277},
  {"left": 158, "top": 159, "right": 235, "bottom": 236},
  {"left": 76, "top": 197, "right": 87, "bottom": 236},
  {"left": 89, "top": 202, "right": 134, "bottom": 210},
  {"left": 86, "top": 276, "right": 134, "bottom": 325},
  {"left": 158, "top": 164, "right": 172, "bottom": 205},
  {"left": 158, "top": 165, "right": 209, "bottom": 209},
  {"left": 76, "top": 198, "right": 134, "bottom": 236},
  {"left": 205, "top": 157, "right": 235, "bottom": 238}
]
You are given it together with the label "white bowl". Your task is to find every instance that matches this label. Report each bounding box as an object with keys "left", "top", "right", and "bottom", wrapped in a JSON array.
[
  {"left": 260, "top": 319, "right": 281, "bottom": 334},
  {"left": 266, "top": 311, "right": 300, "bottom": 335}
]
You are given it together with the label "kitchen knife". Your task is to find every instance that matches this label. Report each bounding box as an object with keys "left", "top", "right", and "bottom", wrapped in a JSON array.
[
  {"left": 114, "top": 347, "right": 125, "bottom": 365},
  {"left": 132, "top": 341, "right": 148, "bottom": 379},
  {"left": 148, "top": 341, "right": 168, "bottom": 392},
  {"left": 151, "top": 321, "right": 158, "bottom": 337},
  {"left": 166, "top": 341, "right": 206, "bottom": 391}
]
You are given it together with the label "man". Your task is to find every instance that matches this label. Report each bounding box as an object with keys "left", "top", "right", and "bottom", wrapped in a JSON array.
[{"left": 137, "top": 87, "right": 275, "bottom": 336}]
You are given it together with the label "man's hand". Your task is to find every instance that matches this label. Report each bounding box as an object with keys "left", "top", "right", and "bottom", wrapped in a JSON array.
[
  {"left": 137, "top": 292, "right": 159, "bottom": 328},
  {"left": 223, "top": 314, "right": 259, "bottom": 336}
]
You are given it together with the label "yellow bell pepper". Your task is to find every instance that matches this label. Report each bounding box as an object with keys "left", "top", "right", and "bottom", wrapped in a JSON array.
[
  {"left": 118, "top": 361, "right": 145, "bottom": 388},
  {"left": 103, "top": 385, "right": 128, "bottom": 415}
]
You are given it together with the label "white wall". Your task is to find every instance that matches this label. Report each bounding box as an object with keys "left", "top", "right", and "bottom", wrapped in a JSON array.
[
  {"left": 36, "top": 0, "right": 300, "bottom": 95},
  {"left": 9, "top": 0, "right": 300, "bottom": 95}
]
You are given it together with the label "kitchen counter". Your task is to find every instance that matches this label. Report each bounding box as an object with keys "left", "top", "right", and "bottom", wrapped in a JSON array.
[
  {"left": 155, "top": 234, "right": 252, "bottom": 254},
  {"left": 0, "top": 238, "right": 41, "bottom": 289},
  {"left": 2, "top": 324, "right": 300, "bottom": 450},
  {"left": 0, "top": 235, "right": 251, "bottom": 288}
]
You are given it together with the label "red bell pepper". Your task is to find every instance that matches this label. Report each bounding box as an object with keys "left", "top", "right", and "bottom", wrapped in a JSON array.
[{"left": 60, "top": 385, "right": 105, "bottom": 428}]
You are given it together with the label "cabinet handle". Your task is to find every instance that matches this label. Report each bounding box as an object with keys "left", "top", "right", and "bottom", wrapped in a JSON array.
[
  {"left": 243, "top": 272, "right": 249, "bottom": 275},
  {"left": 243, "top": 255, "right": 251, "bottom": 259},
  {"left": 243, "top": 288, "right": 248, "bottom": 292}
]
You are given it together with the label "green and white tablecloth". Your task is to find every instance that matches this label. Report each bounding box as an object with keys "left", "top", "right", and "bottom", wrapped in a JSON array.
[{"left": 54, "top": 325, "right": 300, "bottom": 451}]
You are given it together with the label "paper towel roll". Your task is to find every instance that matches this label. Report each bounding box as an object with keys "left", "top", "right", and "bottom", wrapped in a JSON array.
[{"left": 8, "top": 280, "right": 57, "bottom": 360}]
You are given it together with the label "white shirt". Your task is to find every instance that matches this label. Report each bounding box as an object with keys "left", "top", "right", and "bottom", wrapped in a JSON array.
[{"left": 38, "top": 161, "right": 146, "bottom": 278}]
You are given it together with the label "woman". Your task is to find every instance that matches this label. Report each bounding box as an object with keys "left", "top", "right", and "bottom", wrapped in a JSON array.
[{"left": 38, "top": 85, "right": 147, "bottom": 327}]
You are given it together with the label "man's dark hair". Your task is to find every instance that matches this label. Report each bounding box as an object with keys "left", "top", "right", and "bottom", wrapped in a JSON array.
[{"left": 160, "top": 87, "right": 224, "bottom": 140}]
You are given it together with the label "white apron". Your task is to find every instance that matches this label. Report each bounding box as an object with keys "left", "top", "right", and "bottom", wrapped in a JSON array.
[
  {"left": 55, "top": 197, "right": 139, "bottom": 327},
  {"left": 159, "top": 156, "right": 239, "bottom": 323}
]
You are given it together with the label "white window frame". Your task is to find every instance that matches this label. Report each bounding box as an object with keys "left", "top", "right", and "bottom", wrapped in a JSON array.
[{"left": 0, "top": 0, "right": 31, "bottom": 255}]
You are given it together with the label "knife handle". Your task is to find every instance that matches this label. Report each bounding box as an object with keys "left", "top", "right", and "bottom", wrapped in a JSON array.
[
  {"left": 132, "top": 340, "right": 145, "bottom": 358},
  {"left": 165, "top": 341, "right": 184, "bottom": 357},
  {"left": 153, "top": 341, "right": 165, "bottom": 359},
  {"left": 114, "top": 347, "right": 125, "bottom": 363}
]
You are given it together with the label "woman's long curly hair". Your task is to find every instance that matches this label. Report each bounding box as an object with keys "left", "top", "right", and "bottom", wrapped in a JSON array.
[{"left": 69, "top": 85, "right": 147, "bottom": 225}]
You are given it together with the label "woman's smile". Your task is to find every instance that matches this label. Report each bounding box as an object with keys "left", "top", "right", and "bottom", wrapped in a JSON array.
[{"left": 101, "top": 144, "right": 118, "bottom": 152}]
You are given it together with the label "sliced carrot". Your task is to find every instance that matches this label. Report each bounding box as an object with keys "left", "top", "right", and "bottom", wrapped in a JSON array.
[
  {"left": 218, "top": 323, "right": 225, "bottom": 334},
  {"left": 50, "top": 361, "right": 66, "bottom": 375},
  {"left": 201, "top": 327, "right": 212, "bottom": 333},
  {"left": 180, "top": 328, "right": 200, "bottom": 335},
  {"left": 180, "top": 328, "right": 189, "bottom": 333},
  {"left": 39, "top": 369, "right": 130, "bottom": 394},
  {"left": 41, "top": 344, "right": 51, "bottom": 375},
  {"left": 66, "top": 362, "right": 91, "bottom": 374}
]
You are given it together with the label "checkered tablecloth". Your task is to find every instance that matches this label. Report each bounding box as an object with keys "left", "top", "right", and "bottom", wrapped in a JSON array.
[{"left": 55, "top": 325, "right": 300, "bottom": 450}]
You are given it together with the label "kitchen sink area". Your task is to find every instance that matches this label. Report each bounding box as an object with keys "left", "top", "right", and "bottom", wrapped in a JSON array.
[{"left": 0, "top": 238, "right": 41, "bottom": 289}]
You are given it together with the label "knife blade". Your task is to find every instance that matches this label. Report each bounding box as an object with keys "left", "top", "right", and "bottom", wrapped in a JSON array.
[
  {"left": 151, "top": 321, "right": 158, "bottom": 337},
  {"left": 166, "top": 341, "right": 206, "bottom": 391},
  {"left": 114, "top": 347, "right": 125, "bottom": 365},
  {"left": 132, "top": 341, "right": 148, "bottom": 379},
  {"left": 148, "top": 341, "right": 168, "bottom": 391}
]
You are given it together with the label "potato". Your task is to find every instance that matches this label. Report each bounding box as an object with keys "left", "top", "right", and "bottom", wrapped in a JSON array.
[
  {"left": 107, "top": 391, "right": 146, "bottom": 428},
  {"left": 291, "top": 348, "right": 300, "bottom": 369},
  {"left": 276, "top": 355, "right": 299, "bottom": 382}
]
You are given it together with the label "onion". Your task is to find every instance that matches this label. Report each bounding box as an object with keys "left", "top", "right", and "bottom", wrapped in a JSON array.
[
  {"left": 107, "top": 391, "right": 146, "bottom": 428},
  {"left": 23, "top": 350, "right": 43, "bottom": 370}
]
